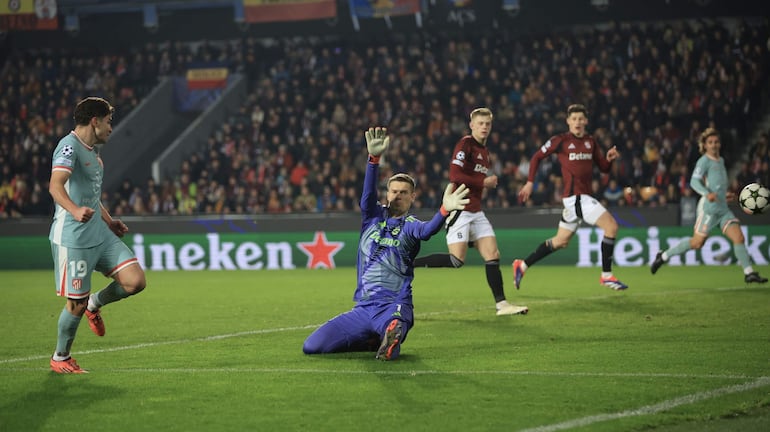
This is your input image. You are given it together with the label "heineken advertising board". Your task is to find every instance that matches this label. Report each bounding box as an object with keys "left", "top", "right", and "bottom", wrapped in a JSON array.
[{"left": 2, "top": 226, "right": 768, "bottom": 271}]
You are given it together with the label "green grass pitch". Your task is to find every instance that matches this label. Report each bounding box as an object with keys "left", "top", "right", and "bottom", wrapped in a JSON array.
[{"left": 1, "top": 265, "right": 769, "bottom": 431}]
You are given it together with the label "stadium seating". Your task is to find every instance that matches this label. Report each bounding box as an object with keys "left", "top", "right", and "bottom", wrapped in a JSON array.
[{"left": 2, "top": 18, "right": 768, "bottom": 217}]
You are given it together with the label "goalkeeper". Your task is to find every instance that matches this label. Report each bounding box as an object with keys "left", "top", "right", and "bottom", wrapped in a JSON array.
[{"left": 303, "top": 126, "right": 470, "bottom": 361}]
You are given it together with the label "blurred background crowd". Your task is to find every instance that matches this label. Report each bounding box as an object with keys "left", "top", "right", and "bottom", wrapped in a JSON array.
[{"left": 1, "top": 12, "right": 769, "bottom": 218}]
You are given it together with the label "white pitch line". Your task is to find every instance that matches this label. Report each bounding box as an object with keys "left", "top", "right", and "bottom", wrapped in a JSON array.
[
  {"left": 0, "top": 324, "right": 319, "bottom": 364},
  {"left": 0, "top": 365, "right": 759, "bottom": 382},
  {"left": 518, "top": 376, "right": 770, "bottom": 432}
]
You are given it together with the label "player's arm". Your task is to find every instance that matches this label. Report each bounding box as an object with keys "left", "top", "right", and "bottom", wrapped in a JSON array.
[
  {"left": 520, "top": 137, "right": 558, "bottom": 203},
  {"left": 49, "top": 170, "right": 95, "bottom": 223},
  {"left": 360, "top": 127, "right": 389, "bottom": 219},
  {"left": 689, "top": 160, "right": 716, "bottom": 202},
  {"left": 100, "top": 202, "right": 128, "bottom": 237},
  {"left": 412, "top": 184, "right": 469, "bottom": 240},
  {"left": 594, "top": 142, "right": 615, "bottom": 173}
]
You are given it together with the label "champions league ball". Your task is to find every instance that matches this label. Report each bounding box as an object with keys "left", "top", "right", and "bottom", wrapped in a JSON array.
[{"left": 738, "top": 183, "right": 770, "bottom": 215}]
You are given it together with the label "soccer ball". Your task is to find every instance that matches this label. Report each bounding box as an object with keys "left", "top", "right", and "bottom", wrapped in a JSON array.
[{"left": 738, "top": 183, "right": 770, "bottom": 215}]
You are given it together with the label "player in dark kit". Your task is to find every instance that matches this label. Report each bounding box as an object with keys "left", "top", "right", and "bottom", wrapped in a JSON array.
[
  {"left": 414, "top": 108, "right": 528, "bottom": 316},
  {"left": 512, "top": 104, "right": 628, "bottom": 291}
]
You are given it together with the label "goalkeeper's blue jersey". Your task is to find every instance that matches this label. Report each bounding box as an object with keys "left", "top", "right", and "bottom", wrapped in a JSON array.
[{"left": 354, "top": 162, "right": 446, "bottom": 305}]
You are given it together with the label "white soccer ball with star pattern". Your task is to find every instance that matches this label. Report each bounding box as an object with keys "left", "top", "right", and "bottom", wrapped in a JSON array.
[{"left": 739, "top": 183, "right": 770, "bottom": 215}]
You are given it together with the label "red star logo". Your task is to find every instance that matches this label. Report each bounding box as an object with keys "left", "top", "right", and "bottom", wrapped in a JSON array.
[{"left": 297, "top": 231, "right": 345, "bottom": 269}]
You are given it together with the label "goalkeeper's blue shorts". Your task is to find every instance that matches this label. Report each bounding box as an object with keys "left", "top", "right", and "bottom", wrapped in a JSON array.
[{"left": 303, "top": 301, "right": 413, "bottom": 354}]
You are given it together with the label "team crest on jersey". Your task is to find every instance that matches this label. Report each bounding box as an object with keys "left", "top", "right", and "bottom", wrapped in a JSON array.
[
  {"left": 72, "top": 278, "right": 82, "bottom": 290},
  {"left": 584, "top": 141, "right": 591, "bottom": 149},
  {"left": 456, "top": 150, "right": 466, "bottom": 161},
  {"left": 61, "top": 144, "right": 74, "bottom": 157}
]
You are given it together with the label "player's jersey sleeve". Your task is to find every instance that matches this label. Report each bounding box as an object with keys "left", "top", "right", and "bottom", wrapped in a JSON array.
[
  {"left": 689, "top": 156, "right": 711, "bottom": 197},
  {"left": 408, "top": 211, "right": 446, "bottom": 240},
  {"left": 360, "top": 160, "right": 383, "bottom": 224},
  {"left": 528, "top": 135, "right": 561, "bottom": 182},
  {"left": 592, "top": 140, "right": 612, "bottom": 173},
  {"left": 449, "top": 138, "right": 485, "bottom": 190},
  {"left": 51, "top": 139, "right": 77, "bottom": 175}
]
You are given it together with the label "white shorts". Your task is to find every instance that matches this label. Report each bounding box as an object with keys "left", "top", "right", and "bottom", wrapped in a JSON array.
[
  {"left": 559, "top": 194, "right": 608, "bottom": 232},
  {"left": 446, "top": 210, "right": 496, "bottom": 245}
]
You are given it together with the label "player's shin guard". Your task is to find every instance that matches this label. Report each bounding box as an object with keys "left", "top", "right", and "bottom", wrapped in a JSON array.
[
  {"left": 485, "top": 260, "right": 506, "bottom": 302},
  {"left": 601, "top": 237, "right": 615, "bottom": 273}
]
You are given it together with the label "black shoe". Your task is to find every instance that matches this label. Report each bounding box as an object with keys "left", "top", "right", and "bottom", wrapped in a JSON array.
[
  {"left": 745, "top": 272, "right": 768, "bottom": 283},
  {"left": 650, "top": 251, "right": 665, "bottom": 275}
]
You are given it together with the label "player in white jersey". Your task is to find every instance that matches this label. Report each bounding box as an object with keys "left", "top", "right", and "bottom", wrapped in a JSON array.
[
  {"left": 48, "top": 97, "right": 147, "bottom": 373},
  {"left": 650, "top": 127, "right": 766, "bottom": 284}
]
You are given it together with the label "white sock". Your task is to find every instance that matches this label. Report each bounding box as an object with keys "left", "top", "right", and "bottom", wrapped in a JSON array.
[
  {"left": 52, "top": 353, "right": 70, "bottom": 361},
  {"left": 496, "top": 300, "right": 510, "bottom": 309},
  {"left": 601, "top": 272, "right": 612, "bottom": 279},
  {"left": 87, "top": 294, "right": 98, "bottom": 312}
]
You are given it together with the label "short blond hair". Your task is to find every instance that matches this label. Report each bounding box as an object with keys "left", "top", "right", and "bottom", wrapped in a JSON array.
[
  {"left": 388, "top": 173, "right": 416, "bottom": 192},
  {"left": 470, "top": 107, "right": 493, "bottom": 121},
  {"left": 698, "top": 127, "right": 719, "bottom": 154}
]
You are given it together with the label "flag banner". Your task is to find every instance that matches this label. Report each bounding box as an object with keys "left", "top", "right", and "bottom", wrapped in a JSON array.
[
  {"left": 185, "top": 67, "right": 229, "bottom": 90},
  {"left": 243, "top": 0, "right": 336, "bottom": 23},
  {"left": 348, "top": 0, "right": 421, "bottom": 18},
  {"left": 174, "top": 75, "right": 233, "bottom": 112},
  {"left": 0, "top": 0, "right": 58, "bottom": 31}
]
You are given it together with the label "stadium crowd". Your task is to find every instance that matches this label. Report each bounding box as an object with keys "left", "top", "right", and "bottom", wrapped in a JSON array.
[{"left": 1, "top": 18, "right": 769, "bottom": 218}]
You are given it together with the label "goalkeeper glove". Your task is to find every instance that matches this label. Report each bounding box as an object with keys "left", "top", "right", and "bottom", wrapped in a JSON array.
[
  {"left": 365, "top": 127, "right": 390, "bottom": 157},
  {"left": 442, "top": 183, "right": 469, "bottom": 214}
]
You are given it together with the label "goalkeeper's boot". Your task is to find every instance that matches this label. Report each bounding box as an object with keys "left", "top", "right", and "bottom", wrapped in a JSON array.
[
  {"left": 511, "top": 259, "right": 526, "bottom": 289},
  {"left": 650, "top": 251, "right": 665, "bottom": 275},
  {"left": 496, "top": 300, "right": 529, "bottom": 316},
  {"left": 745, "top": 272, "right": 768, "bottom": 283},
  {"left": 600, "top": 275, "right": 628, "bottom": 290},
  {"left": 85, "top": 308, "right": 105, "bottom": 337},
  {"left": 50, "top": 357, "right": 88, "bottom": 374},
  {"left": 376, "top": 319, "right": 403, "bottom": 361}
]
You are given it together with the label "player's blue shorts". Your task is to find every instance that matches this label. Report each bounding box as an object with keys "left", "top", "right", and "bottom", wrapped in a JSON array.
[
  {"left": 303, "top": 301, "right": 414, "bottom": 355},
  {"left": 51, "top": 235, "right": 138, "bottom": 299}
]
